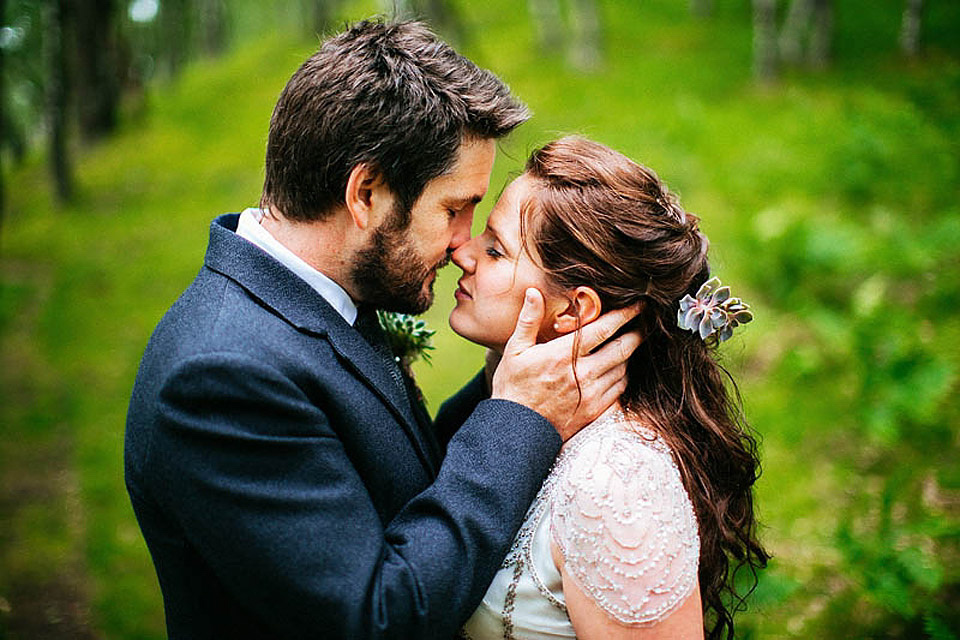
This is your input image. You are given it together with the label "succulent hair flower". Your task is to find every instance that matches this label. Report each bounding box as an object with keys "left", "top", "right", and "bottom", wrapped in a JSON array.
[
  {"left": 677, "top": 277, "right": 753, "bottom": 342},
  {"left": 377, "top": 311, "right": 436, "bottom": 369}
]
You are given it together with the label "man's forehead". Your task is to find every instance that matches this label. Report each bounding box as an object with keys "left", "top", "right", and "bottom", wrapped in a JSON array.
[
  {"left": 450, "top": 137, "right": 496, "bottom": 171},
  {"left": 421, "top": 137, "right": 496, "bottom": 202}
]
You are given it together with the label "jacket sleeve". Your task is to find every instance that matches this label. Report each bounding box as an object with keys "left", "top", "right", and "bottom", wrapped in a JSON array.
[{"left": 147, "top": 351, "right": 560, "bottom": 639}]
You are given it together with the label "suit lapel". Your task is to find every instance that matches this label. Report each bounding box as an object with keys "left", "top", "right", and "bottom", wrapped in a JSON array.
[
  {"left": 323, "top": 318, "right": 441, "bottom": 476},
  {"left": 204, "top": 214, "right": 441, "bottom": 476},
  {"left": 401, "top": 367, "right": 443, "bottom": 465}
]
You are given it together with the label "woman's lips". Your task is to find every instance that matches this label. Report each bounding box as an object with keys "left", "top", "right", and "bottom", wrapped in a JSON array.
[{"left": 454, "top": 280, "right": 472, "bottom": 301}]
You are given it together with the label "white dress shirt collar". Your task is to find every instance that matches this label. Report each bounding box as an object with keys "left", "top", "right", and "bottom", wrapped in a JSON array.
[{"left": 235, "top": 207, "right": 358, "bottom": 325}]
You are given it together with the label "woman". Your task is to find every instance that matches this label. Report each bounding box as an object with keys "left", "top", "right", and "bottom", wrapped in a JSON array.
[{"left": 450, "top": 136, "right": 768, "bottom": 639}]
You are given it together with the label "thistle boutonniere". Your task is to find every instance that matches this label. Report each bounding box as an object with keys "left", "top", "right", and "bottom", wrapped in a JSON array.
[{"left": 376, "top": 311, "right": 436, "bottom": 370}]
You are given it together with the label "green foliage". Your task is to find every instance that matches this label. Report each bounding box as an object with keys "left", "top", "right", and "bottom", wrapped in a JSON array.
[
  {"left": 378, "top": 311, "right": 437, "bottom": 366},
  {"left": 1, "top": 1, "right": 958, "bottom": 638}
]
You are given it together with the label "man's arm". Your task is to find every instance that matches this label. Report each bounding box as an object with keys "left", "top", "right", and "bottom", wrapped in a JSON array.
[{"left": 148, "top": 350, "right": 556, "bottom": 639}]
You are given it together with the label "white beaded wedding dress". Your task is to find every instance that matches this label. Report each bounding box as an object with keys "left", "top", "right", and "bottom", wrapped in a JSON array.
[{"left": 460, "top": 409, "right": 700, "bottom": 639}]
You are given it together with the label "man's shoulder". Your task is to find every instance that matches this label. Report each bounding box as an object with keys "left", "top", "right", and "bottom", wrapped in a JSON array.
[{"left": 146, "top": 267, "right": 323, "bottom": 371}]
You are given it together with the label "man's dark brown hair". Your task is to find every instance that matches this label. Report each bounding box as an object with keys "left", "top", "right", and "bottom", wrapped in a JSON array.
[{"left": 261, "top": 19, "right": 530, "bottom": 224}]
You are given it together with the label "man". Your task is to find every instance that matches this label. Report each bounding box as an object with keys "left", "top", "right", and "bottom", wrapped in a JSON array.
[{"left": 125, "top": 20, "right": 639, "bottom": 639}]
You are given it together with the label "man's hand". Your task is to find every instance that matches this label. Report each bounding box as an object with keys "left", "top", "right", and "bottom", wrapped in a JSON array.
[{"left": 491, "top": 288, "right": 641, "bottom": 441}]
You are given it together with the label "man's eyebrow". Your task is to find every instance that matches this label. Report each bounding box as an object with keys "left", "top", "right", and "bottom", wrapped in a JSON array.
[{"left": 444, "top": 194, "right": 484, "bottom": 208}]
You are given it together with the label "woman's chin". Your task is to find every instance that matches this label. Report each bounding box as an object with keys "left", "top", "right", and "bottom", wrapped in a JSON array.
[
  {"left": 449, "top": 313, "right": 498, "bottom": 350},
  {"left": 447, "top": 311, "right": 472, "bottom": 342}
]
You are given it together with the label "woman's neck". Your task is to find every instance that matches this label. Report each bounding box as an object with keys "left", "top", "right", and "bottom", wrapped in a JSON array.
[{"left": 595, "top": 401, "right": 625, "bottom": 424}]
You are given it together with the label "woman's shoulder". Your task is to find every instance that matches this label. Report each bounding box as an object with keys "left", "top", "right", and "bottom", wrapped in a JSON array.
[
  {"left": 548, "top": 410, "right": 700, "bottom": 626},
  {"left": 560, "top": 411, "right": 672, "bottom": 469},
  {"left": 551, "top": 410, "right": 686, "bottom": 509}
]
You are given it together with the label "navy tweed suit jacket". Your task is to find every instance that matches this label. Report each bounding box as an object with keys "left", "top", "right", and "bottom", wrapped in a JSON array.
[{"left": 124, "top": 214, "right": 561, "bottom": 639}]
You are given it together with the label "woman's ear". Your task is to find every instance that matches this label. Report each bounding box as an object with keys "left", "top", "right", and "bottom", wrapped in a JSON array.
[
  {"left": 552, "top": 286, "right": 602, "bottom": 335},
  {"left": 345, "top": 164, "right": 391, "bottom": 230}
]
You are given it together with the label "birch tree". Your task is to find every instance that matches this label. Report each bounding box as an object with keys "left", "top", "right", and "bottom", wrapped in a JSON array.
[
  {"left": 899, "top": 0, "right": 923, "bottom": 57},
  {"left": 305, "top": 0, "right": 341, "bottom": 37},
  {"left": 198, "top": 0, "right": 228, "bottom": 56},
  {"left": 568, "top": 0, "right": 601, "bottom": 71},
  {"left": 808, "top": 0, "right": 831, "bottom": 68},
  {"left": 753, "top": 0, "right": 778, "bottom": 83},
  {"left": 528, "top": 0, "right": 563, "bottom": 52},
  {"left": 690, "top": 0, "right": 713, "bottom": 18},
  {"left": 778, "top": 0, "right": 811, "bottom": 65},
  {"left": 528, "top": 0, "right": 603, "bottom": 72},
  {"left": 778, "top": 0, "right": 832, "bottom": 68},
  {"left": 379, "top": 0, "right": 466, "bottom": 45},
  {"left": 160, "top": 0, "right": 189, "bottom": 78}
]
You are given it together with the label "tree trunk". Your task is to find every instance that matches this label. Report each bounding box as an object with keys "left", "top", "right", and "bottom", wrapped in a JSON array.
[
  {"left": 778, "top": 0, "right": 811, "bottom": 65},
  {"left": 568, "top": 0, "right": 602, "bottom": 71},
  {"left": 303, "top": 0, "right": 339, "bottom": 37},
  {"left": 45, "top": 0, "right": 73, "bottom": 204},
  {"left": 378, "top": 0, "right": 404, "bottom": 19},
  {"left": 528, "top": 0, "right": 563, "bottom": 53},
  {"left": 899, "top": 0, "right": 923, "bottom": 57},
  {"left": 753, "top": 0, "right": 778, "bottom": 83},
  {"left": 690, "top": 0, "right": 713, "bottom": 18},
  {"left": 74, "top": 0, "right": 120, "bottom": 142},
  {"left": 808, "top": 0, "right": 831, "bottom": 68},
  {"left": 415, "top": 0, "right": 468, "bottom": 46},
  {"left": 197, "top": 0, "right": 229, "bottom": 57},
  {"left": 160, "top": 0, "right": 190, "bottom": 78}
]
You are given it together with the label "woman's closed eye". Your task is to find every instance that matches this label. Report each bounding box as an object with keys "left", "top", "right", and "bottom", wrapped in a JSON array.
[{"left": 485, "top": 244, "right": 504, "bottom": 259}]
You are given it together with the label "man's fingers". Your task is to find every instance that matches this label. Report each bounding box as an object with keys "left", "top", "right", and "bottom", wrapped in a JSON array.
[
  {"left": 577, "top": 304, "right": 641, "bottom": 355},
  {"left": 578, "top": 359, "right": 627, "bottom": 396},
  {"left": 580, "top": 330, "right": 643, "bottom": 374},
  {"left": 560, "top": 362, "right": 628, "bottom": 437},
  {"left": 503, "top": 288, "right": 545, "bottom": 355},
  {"left": 588, "top": 371, "right": 629, "bottom": 415}
]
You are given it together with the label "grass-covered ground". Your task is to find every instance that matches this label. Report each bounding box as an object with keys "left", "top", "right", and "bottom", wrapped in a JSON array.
[{"left": 1, "top": 0, "right": 957, "bottom": 637}]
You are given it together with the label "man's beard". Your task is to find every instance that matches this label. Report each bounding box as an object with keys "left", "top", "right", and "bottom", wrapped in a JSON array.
[{"left": 350, "top": 213, "right": 449, "bottom": 315}]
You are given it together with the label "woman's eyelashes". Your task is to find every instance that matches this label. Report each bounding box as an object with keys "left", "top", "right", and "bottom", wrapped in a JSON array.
[
  {"left": 485, "top": 244, "right": 504, "bottom": 259},
  {"left": 482, "top": 229, "right": 507, "bottom": 259}
]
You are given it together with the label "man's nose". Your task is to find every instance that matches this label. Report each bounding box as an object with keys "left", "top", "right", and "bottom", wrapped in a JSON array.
[
  {"left": 451, "top": 240, "right": 475, "bottom": 272},
  {"left": 449, "top": 211, "right": 473, "bottom": 251}
]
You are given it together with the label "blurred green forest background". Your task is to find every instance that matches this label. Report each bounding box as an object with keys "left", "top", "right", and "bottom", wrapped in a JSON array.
[{"left": 1, "top": 0, "right": 958, "bottom": 638}]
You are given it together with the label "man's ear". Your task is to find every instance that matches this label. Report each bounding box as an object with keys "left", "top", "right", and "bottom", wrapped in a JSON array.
[
  {"left": 344, "top": 164, "right": 390, "bottom": 230},
  {"left": 553, "top": 286, "right": 602, "bottom": 334}
]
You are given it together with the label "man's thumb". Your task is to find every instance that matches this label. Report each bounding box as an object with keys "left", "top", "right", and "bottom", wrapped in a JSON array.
[{"left": 505, "top": 288, "right": 544, "bottom": 354}]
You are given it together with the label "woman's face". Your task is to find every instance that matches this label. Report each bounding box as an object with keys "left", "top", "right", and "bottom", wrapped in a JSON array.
[{"left": 449, "top": 174, "right": 566, "bottom": 352}]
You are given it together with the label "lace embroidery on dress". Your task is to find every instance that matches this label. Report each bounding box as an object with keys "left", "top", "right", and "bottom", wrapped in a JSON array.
[
  {"left": 496, "top": 452, "right": 569, "bottom": 637},
  {"left": 550, "top": 409, "right": 700, "bottom": 626}
]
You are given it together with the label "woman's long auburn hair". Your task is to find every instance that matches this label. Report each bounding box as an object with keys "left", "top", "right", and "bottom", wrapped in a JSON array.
[{"left": 522, "top": 136, "right": 769, "bottom": 640}]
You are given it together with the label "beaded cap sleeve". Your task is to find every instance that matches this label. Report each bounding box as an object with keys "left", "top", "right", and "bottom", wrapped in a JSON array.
[{"left": 550, "top": 412, "right": 700, "bottom": 626}]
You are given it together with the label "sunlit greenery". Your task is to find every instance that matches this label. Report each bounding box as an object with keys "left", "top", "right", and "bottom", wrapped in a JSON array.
[{"left": 1, "top": 0, "right": 957, "bottom": 638}]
